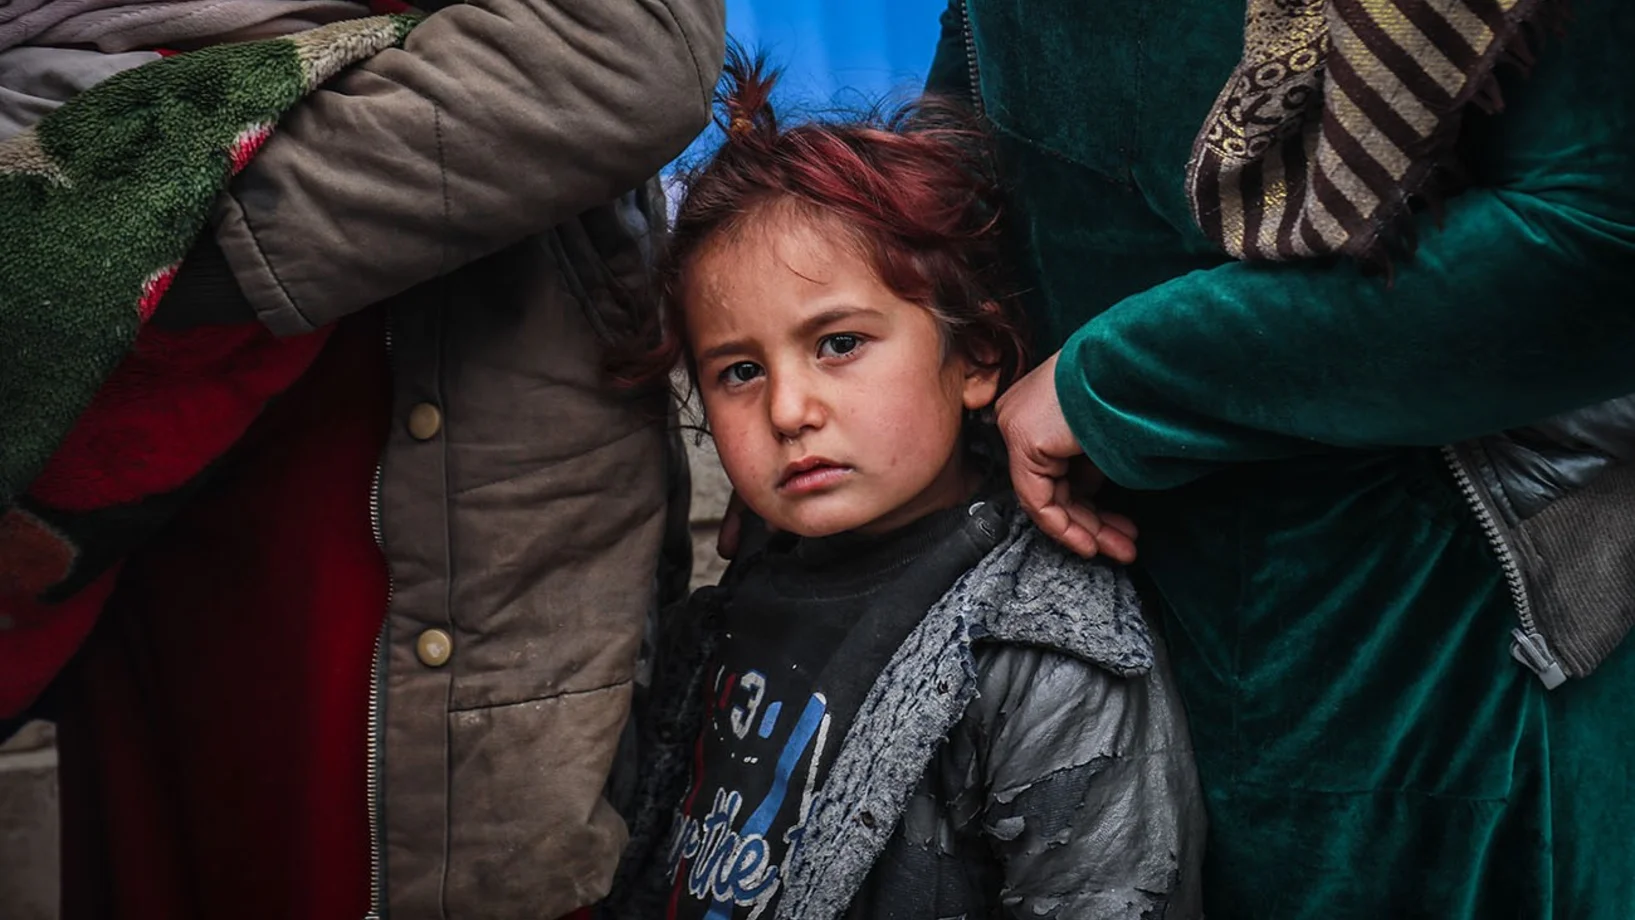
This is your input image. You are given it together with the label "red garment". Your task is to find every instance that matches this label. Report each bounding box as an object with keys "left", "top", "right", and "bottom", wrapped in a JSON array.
[
  {"left": 56, "top": 312, "right": 391, "bottom": 920},
  {"left": 0, "top": 321, "right": 334, "bottom": 718}
]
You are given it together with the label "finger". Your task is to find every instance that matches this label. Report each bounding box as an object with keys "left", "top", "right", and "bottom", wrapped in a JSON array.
[
  {"left": 1052, "top": 479, "right": 1140, "bottom": 563},
  {"left": 1055, "top": 481, "right": 1107, "bottom": 558},
  {"left": 1011, "top": 450, "right": 1098, "bottom": 557},
  {"left": 1060, "top": 498, "right": 1137, "bottom": 564},
  {"left": 1039, "top": 500, "right": 1101, "bottom": 558},
  {"left": 716, "top": 492, "right": 744, "bottom": 559},
  {"left": 1094, "top": 525, "right": 1139, "bottom": 565},
  {"left": 1099, "top": 511, "right": 1139, "bottom": 542},
  {"left": 716, "top": 513, "right": 741, "bottom": 560},
  {"left": 1058, "top": 504, "right": 1109, "bottom": 560},
  {"left": 1056, "top": 487, "right": 1103, "bottom": 537},
  {"left": 1007, "top": 447, "right": 1062, "bottom": 522},
  {"left": 1045, "top": 478, "right": 1103, "bottom": 559}
]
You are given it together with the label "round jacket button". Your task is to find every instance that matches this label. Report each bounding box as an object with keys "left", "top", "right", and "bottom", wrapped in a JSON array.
[
  {"left": 416, "top": 628, "right": 453, "bottom": 667},
  {"left": 407, "top": 403, "right": 443, "bottom": 440}
]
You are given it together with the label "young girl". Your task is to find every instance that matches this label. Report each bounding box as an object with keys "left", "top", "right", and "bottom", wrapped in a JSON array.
[{"left": 607, "top": 53, "right": 1205, "bottom": 920}]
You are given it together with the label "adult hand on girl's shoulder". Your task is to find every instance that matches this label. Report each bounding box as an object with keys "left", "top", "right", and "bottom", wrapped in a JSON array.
[
  {"left": 717, "top": 491, "right": 747, "bottom": 559},
  {"left": 716, "top": 491, "right": 780, "bottom": 560},
  {"left": 996, "top": 352, "right": 1138, "bottom": 563}
]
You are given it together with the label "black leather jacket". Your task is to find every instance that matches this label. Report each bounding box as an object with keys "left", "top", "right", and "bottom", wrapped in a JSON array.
[{"left": 1444, "top": 395, "right": 1635, "bottom": 687}]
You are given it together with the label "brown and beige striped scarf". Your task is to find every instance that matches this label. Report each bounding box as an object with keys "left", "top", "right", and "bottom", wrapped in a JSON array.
[{"left": 1187, "top": 0, "right": 1549, "bottom": 262}]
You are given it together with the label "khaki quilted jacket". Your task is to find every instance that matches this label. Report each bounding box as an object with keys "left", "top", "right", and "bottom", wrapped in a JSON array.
[{"left": 205, "top": 1, "right": 724, "bottom": 916}]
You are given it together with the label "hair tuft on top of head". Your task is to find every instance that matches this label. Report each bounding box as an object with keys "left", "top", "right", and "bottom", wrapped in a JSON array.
[
  {"left": 720, "top": 45, "right": 780, "bottom": 144},
  {"left": 610, "top": 43, "right": 1028, "bottom": 400}
]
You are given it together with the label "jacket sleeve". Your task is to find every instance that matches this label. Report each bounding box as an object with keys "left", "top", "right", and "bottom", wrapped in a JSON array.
[
  {"left": 924, "top": 0, "right": 972, "bottom": 100},
  {"left": 213, "top": 0, "right": 726, "bottom": 335},
  {"left": 972, "top": 644, "right": 1205, "bottom": 919},
  {"left": 1056, "top": 7, "right": 1635, "bottom": 490}
]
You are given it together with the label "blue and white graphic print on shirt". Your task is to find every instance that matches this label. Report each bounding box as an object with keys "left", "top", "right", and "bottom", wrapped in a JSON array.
[{"left": 665, "top": 664, "right": 833, "bottom": 920}]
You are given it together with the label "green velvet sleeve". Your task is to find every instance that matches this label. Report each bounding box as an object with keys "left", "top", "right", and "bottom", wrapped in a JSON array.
[
  {"left": 924, "top": 0, "right": 972, "bottom": 100},
  {"left": 1057, "top": 10, "right": 1635, "bottom": 491}
]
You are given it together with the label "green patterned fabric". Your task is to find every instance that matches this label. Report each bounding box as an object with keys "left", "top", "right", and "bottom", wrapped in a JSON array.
[
  {"left": 0, "top": 14, "right": 418, "bottom": 506},
  {"left": 933, "top": 0, "right": 1635, "bottom": 916}
]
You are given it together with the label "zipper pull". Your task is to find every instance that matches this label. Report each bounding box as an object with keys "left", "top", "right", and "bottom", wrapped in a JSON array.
[{"left": 1510, "top": 629, "right": 1567, "bottom": 690}]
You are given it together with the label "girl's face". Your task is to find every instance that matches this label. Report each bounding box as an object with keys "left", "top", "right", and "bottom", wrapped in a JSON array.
[{"left": 684, "top": 209, "right": 999, "bottom": 538}]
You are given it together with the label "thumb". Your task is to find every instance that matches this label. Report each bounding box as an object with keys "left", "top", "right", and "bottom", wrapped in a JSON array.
[
  {"left": 716, "top": 491, "right": 745, "bottom": 559},
  {"left": 1009, "top": 445, "right": 1098, "bottom": 558}
]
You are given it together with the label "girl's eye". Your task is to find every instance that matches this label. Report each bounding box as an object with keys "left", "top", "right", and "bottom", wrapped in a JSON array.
[
  {"left": 818, "top": 334, "right": 862, "bottom": 359},
  {"left": 719, "top": 361, "right": 764, "bottom": 387}
]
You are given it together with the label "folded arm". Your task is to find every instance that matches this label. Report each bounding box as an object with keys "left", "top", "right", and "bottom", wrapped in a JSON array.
[
  {"left": 1057, "top": 11, "right": 1635, "bottom": 489},
  {"left": 214, "top": 0, "right": 726, "bottom": 334}
]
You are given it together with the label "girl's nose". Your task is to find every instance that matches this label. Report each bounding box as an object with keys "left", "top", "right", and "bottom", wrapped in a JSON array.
[{"left": 767, "top": 370, "right": 825, "bottom": 441}]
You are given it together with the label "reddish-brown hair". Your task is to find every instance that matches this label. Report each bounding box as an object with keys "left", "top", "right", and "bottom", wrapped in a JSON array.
[{"left": 620, "top": 47, "right": 1027, "bottom": 393}]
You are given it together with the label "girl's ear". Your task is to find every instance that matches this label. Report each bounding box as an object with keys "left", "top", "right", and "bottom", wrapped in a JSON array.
[
  {"left": 961, "top": 358, "right": 1002, "bottom": 412},
  {"left": 958, "top": 300, "right": 1005, "bottom": 411}
]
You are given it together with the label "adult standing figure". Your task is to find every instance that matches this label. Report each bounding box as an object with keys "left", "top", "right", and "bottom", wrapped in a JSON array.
[
  {"left": 0, "top": 1, "right": 723, "bottom": 918},
  {"left": 930, "top": 1, "right": 1635, "bottom": 917}
]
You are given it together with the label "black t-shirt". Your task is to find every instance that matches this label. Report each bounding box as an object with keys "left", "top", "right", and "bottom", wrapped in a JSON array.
[{"left": 662, "top": 496, "right": 1004, "bottom": 920}]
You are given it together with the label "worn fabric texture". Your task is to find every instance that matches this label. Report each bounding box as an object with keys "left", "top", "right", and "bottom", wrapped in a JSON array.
[
  {"left": 611, "top": 505, "right": 1204, "bottom": 919},
  {"left": 0, "top": 0, "right": 369, "bottom": 53},
  {"left": 0, "top": 14, "right": 417, "bottom": 717},
  {"left": 198, "top": 0, "right": 726, "bottom": 915},
  {"left": 0, "top": 47, "right": 159, "bottom": 140},
  {"left": 1187, "top": 0, "right": 1552, "bottom": 261},
  {"left": 788, "top": 511, "right": 1197, "bottom": 920},
  {"left": 930, "top": 0, "right": 1635, "bottom": 917}
]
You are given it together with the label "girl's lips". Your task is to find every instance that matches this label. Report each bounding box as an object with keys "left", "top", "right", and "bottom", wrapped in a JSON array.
[{"left": 778, "top": 464, "right": 852, "bottom": 495}]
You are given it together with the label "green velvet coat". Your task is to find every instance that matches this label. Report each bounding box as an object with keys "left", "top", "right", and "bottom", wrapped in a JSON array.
[{"left": 930, "top": 2, "right": 1635, "bottom": 917}]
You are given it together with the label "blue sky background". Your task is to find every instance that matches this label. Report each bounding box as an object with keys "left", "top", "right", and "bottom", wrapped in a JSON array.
[
  {"left": 675, "top": 0, "right": 947, "bottom": 166},
  {"left": 724, "top": 0, "right": 944, "bottom": 105}
]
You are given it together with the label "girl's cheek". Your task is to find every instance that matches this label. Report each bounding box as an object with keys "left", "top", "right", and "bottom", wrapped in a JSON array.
[{"left": 710, "top": 414, "right": 761, "bottom": 466}]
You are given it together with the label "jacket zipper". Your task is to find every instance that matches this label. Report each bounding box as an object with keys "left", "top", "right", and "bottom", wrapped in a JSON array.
[
  {"left": 364, "top": 319, "right": 394, "bottom": 919},
  {"left": 958, "top": 0, "right": 984, "bottom": 115},
  {"left": 1441, "top": 445, "right": 1565, "bottom": 689}
]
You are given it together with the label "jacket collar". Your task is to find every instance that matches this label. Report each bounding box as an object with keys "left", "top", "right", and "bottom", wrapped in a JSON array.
[
  {"left": 777, "top": 507, "right": 1152, "bottom": 919},
  {"left": 957, "top": 504, "right": 1155, "bottom": 677}
]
